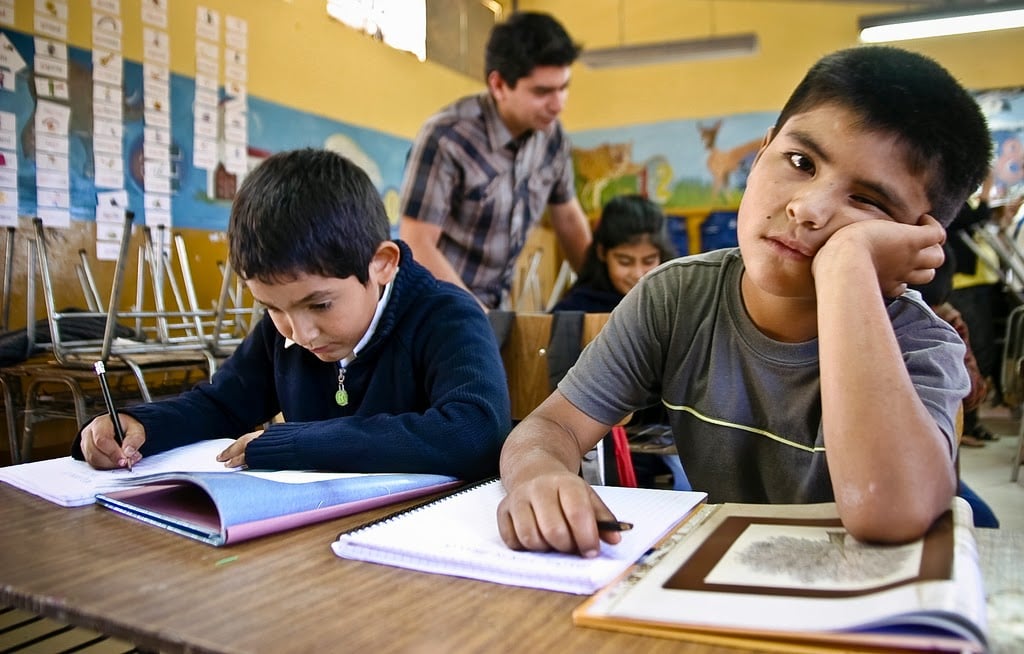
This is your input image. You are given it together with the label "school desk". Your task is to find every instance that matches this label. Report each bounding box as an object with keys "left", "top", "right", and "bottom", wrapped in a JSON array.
[{"left": 0, "top": 483, "right": 1020, "bottom": 653}]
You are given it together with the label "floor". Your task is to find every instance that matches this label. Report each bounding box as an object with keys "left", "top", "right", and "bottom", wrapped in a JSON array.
[{"left": 960, "top": 404, "right": 1024, "bottom": 530}]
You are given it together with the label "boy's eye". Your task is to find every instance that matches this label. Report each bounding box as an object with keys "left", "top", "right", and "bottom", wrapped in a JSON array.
[
  {"left": 787, "top": 152, "right": 814, "bottom": 173},
  {"left": 851, "top": 194, "right": 891, "bottom": 216},
  {"left": 851, "top": 195, "right": 879, "bottom": 207},
  {"left": 310, "top": 302, "right": 332, "bottom": 312}
]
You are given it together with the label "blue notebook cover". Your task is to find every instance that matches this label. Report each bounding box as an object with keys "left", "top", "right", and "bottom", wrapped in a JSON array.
[{"left": 96, "top": 471, "right": 461, "bottom": 546}]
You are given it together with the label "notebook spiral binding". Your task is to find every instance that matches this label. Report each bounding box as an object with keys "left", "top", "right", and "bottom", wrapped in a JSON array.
[{"left": 335, "top": 477, "right": 498, "bottom": 540}]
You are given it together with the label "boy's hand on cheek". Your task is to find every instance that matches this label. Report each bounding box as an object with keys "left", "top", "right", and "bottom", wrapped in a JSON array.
[{"left": 814, "top": 215, "right": 945, "bottom": 297}]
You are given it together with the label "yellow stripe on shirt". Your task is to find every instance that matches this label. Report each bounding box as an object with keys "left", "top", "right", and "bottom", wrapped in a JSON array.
[{"left": 661, "top": 400, "right": 827, "bottom": 453}]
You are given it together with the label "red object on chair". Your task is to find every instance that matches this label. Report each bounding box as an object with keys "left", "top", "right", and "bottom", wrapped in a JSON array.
[{"left": 611, "top": 425, "right": 637, "bottom": 487}]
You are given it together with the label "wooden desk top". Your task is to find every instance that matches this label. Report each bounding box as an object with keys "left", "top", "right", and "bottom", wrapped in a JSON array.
[
  {"left": 4, "top": 481, "right": 1020, "bottom": 654},
  {"left": 0, "top": 484, "right": 737, "bottom": 654}
]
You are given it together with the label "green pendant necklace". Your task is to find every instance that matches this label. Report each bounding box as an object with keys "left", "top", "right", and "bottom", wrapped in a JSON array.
[{"left": 335, "top": 363, "right": 349, "bottom": 406}]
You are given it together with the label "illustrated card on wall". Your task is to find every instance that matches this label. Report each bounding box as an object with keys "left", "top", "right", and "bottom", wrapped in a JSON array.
[
  {"left": 93, "top": 0, "right": 120, "bottom": 15},
  {"left": 0, "top": 110, "right": 15, "bottom": 150},
  {"left": 196, "top": 6, "right": 220, "bottom": 41},
  {"left": 143, "top": 27, "right": 169, "bottom": 63},
  {"left": 33, "top": 36, "right": 68, "bottom": 79},
  {"left": 34, "top": 0, "right": 68, "bottom": 41},
  {"left": 35, "top": 76, "right": 69, "bottom": 99},
  {"left": 93, "top": 49, "right": 123, "bottom": 85},
  {"left": 141, "top": 0, "right": 167, "bottom": 29},
  {"left": 95, "top": 186, "right": 127, "bottom": 262},
  {"left": 0, "top": 0, "right": 14, "bottom": 28}
]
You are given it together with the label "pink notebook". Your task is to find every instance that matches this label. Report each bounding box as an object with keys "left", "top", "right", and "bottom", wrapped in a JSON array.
[{"left": 96, "top": 470, "right": 461, "bottom": 546}]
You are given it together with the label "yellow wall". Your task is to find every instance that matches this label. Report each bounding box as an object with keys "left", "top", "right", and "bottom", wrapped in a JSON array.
[
  {"left": 522, "top": 0, "right": 1024, "bottom": 130},
  {"left": 11, "top": 1, "right": 1020, "bottom": 139},
  {"left": 3, "top": 0, "right": 1020, "bottom": 150},
  {"left": 4, "top": 0, "right": 485, "bottom": 138}
]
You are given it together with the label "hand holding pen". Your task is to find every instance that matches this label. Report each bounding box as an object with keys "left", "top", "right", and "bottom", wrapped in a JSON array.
[{"left": 93, "top": 361, "right": 133, "bottom": 471}]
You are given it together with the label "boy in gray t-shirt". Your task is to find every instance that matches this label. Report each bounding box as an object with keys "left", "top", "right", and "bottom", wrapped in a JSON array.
[{"left": 497, "top": 46, "right": 992, "bottom": 558}]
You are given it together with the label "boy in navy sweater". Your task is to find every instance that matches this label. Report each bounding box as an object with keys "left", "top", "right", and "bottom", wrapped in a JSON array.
[{"left": 77, "top": 148, "right": 510, "bottom": 480}]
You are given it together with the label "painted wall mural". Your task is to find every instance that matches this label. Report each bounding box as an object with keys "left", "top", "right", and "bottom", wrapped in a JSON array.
[
  {"left": 569, "top": 88, "right": 1024, "bottom": 254},
  {"left": 569, "top": 110, "right": 775, "bottom": 218}
]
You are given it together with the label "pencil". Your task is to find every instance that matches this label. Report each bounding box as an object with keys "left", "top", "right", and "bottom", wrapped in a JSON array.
[
  {"left": 93, "top": 361, "right": 131, "bottom": 471},
  {"left": 596, "top": 520, "right": 633, "bottom": 532}
]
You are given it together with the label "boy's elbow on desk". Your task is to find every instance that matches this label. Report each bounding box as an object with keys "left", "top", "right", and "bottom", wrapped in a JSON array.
[{"left": 836, "top": 494, "right": 953, "bottom": 544}]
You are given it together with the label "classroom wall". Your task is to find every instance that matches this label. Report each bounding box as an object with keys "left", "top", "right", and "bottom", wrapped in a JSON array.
[
  {"left": 3, "top": 0, "right": 1023, "bottom": 326},
  {"left": 0, "top": 0, "right": 487, "bottom": 333},
  {"left": 521, "top": 0, "right": 1024, "bottom": 249},
  {"left": 523, "top": 0, "right": 1024, "bottom": 130}
]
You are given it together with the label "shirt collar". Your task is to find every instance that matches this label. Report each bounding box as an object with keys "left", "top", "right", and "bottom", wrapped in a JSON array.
[{"left": 481, "top": 92, "right": 523, "bottom": 153}]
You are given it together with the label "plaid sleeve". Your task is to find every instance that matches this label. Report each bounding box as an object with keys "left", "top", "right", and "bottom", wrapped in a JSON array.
[
  {"left": 546, "top": 128, "right": 576, "bottom": 206},
  {"left": 399, "top": 124, "right": 458, "bottom": 226}
]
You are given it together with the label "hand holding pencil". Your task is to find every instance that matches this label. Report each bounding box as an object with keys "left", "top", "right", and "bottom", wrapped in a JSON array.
[{"left": 85, "top": 361, "right": 144, "bottom": 471}]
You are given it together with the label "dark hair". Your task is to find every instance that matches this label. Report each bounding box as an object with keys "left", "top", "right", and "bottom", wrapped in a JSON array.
[
  {"left": 485, "top": 11, "right": 581, "bottom": 86},
  {"left": 228, "top": 148, "right": 389, "bottom": 284},
  {"left": 576, "top": 194, "right": 677, "bottom": 293},
  {"left": 772, "top": 46, "right": 991, "bottom": 226}
]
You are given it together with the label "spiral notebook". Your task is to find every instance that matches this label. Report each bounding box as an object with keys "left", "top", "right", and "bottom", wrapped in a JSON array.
[{"left": 331, "top": 478, "right": 707, "bottom": 594}]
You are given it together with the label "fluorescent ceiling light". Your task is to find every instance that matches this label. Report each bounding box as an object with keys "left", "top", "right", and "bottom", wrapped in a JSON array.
[
  {"left": 859, "top": 3, "right": 1024, "bottom": 43},
  {"left": 580, "top": 33, "right": 758, "bottom": 68}
]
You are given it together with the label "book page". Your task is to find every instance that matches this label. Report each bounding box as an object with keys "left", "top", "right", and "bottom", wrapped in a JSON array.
[
  {"left": 0, "top": 439, "right": 236, "bottom": 507},
  {"left": 332, "top": 479, "right": 707, "bottom": 594},
  {"left": 577, "top": 500, "right": 986, "bottom": 651},
  {"left": 699, "top": 522, "right": 921, "bottom": 591}
]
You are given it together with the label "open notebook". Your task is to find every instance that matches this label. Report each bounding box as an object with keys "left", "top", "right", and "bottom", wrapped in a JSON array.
[
  {"left": 332, "top": 478, "right": 707, "bottom": 594},
  {"left": 97, "top": 470, "right": 461, "bottom": 546},
  {"left": 0, "top": 439, "right": 238, "bottom": 507}
]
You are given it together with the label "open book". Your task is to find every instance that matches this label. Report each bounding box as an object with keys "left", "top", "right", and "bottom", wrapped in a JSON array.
[
  {"left": 96, "top": 470, "right": 461, "bottom": 546},
  {"left": 573, "top": 499, "right": 987, "bottom": 653},
  {"left": 331, "top": 478, "right": 708, "bottom": 594}
]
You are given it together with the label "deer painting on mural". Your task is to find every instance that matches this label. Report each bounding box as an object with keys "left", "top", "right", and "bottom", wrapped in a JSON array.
[
  {"left": 698, "top": 120, "right": 762, "bottom": 201},
  {"left": 572, "top": 142, "right": 644, "bottom": 213}
]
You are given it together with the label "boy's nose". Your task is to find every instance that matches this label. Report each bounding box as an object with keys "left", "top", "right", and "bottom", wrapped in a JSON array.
[
  {"left": 288, "top": 316, "right": 319, "bottom": 347},
  {"left": 786, "top": 189, "right": 835, "bottom": 229}
]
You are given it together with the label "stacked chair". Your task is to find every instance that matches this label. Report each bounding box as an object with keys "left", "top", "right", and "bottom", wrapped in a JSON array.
[
  {"left": 959, "top": 218, "right": 1024, "bottom": 481},
  {"left": 0, "top": 213, "right": 259, "bottom": 463}
]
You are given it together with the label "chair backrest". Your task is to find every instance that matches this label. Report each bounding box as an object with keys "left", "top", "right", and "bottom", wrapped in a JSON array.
[
  {"left": 30, "top": 215, "right": 218, "bottom": 373},
  {"left": 31, "top": 215, "right": 134, "bottom": 364},
  {"left": 1002, "top": 304, "right": 1024, "bottom": 408},
  {"left": 499, "top": 312, "right": 611, "bottom": 421}
]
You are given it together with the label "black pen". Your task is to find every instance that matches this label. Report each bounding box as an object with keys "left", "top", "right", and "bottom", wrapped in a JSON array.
[
  {"left": 94, "top": 361, "right": 131, "bottom": 471},
  {"left": 597, "top": 520, "right": 633, "bottom": 532}
]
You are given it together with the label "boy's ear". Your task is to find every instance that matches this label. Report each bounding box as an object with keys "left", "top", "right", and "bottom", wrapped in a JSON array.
[
  {"left": 595, "top": 244, "right": 607, "bottom": 262},
  {"left": 487, "top": 70, "right": 510, "bottom": 100},
  {"left": 751, "top": 126, "right": 775, "bottom": 166},
  {"left": 369, "top": 241, "right": 401, "bottom": 286}
]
